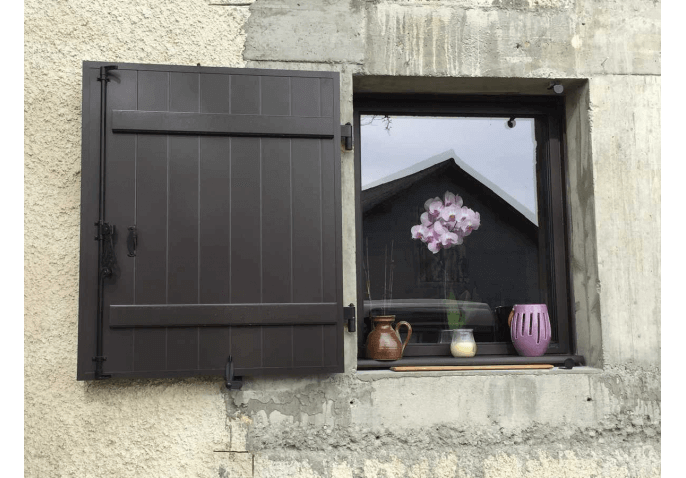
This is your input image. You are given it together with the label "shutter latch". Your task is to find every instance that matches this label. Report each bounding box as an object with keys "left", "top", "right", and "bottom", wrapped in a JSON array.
[
  {"left": 341, "top": 123, "right": 353, "bottom": 151},
  {"left": 94, "top": 221, "right": 116, "bottom": 278},
  {"left": 225, "top": 356, "right": 243, "bottom": 390},
  {"left": 344, "top": 303, "right": 356, "bottom": 332}
]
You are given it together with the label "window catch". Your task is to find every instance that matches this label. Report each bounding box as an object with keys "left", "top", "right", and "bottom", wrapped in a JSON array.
[
  {"left": 341, "top": 123, "right": 353, "bottom": 151},
  {"left": 225, "top": 356, "right": 243, "bottom": 390},
  {"left": 344, "top": 303, "right": 356, "bottom": 332},
  {"left": 547, "top": 81, "right": 564, "bottom": 94},
  {"left": 559, "top": 358, "right": 575, "bottom": 369}
]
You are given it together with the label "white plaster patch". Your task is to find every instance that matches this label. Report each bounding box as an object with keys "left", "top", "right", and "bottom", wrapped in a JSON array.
[
  {"left": 331, "top": 461, "right": 354, "bottom": 478},
  {"left": 571, "top": 34, "right": 582, "bottom": 49},
  {"left": 363, "top": 456, "right": 407, "bottom": 478}
]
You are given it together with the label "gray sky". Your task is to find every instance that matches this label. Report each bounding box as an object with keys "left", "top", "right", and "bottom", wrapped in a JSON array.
[{"left": 360, "top": 116, "right": 538, "bottom": 216}]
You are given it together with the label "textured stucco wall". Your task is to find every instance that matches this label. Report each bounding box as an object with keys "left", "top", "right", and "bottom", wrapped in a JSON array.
[
  {"left": 24, "top": 1, "right": 250, "bottom": 476},
  {"left": 24, "top": 0, "right": 660, "bottom": 477}
]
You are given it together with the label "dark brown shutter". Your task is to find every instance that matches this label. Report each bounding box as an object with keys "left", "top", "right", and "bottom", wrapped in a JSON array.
[{"left": 77, "top": 62, "right": 343, "bottom": 380}]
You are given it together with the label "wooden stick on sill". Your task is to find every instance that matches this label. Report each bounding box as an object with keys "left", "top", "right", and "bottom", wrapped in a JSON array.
[{"left": 391, "top": 364, "right": 554, "bottom": 372}]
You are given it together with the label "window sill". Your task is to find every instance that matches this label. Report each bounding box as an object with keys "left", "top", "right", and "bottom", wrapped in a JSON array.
[
  {"left": 354, "top": 365, "right": 601, "bottom": 381},
  {"left": 357, "top": 354, "right": 584, "bottom": 369}
]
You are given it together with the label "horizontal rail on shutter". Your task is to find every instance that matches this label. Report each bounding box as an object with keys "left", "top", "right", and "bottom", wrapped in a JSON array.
[
  {"left": 111, "top": 110, "right": 335, "bottom": 138},
  {"left": 109, "top": 303, "right": 338, "bottom": 328}
]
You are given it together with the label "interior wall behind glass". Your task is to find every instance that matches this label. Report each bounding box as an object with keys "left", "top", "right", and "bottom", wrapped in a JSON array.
[{"left": 361, "top": 115, "right": 544, "bottom": 339}]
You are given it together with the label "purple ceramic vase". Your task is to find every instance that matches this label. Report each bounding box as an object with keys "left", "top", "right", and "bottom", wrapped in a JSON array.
[{"left": 509, "top": 304, "right": 551, "bottom": 357}]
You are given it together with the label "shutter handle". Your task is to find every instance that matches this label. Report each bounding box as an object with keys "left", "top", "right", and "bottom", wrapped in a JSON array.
[{"left": 127, "top": 225, "right": 137, "bottom": 257}]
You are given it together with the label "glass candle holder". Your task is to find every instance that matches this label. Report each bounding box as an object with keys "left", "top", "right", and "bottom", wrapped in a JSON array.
[{"left": 450, "top": 329, "right": 477, "bottom": 357}]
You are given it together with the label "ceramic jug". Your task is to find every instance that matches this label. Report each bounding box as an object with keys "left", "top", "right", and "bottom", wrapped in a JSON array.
[{"left": 365, "top": 316, "right": 412, "bottom": 360}]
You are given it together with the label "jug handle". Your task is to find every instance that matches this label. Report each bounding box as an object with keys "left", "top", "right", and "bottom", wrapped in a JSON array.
[{"left": 394, "top": 321, "right": 412, "bottom": 353}]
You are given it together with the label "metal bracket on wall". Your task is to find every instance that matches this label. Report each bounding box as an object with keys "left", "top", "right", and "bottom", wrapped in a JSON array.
[
  {"left": 225, "top": 356, "right": 244, "bottom": 390},
  {"left": 341, "top": 123, "right": 353, "bottom": 151},
  {"left": 344, "top": 303, "right": 356, "bottom": 332}
]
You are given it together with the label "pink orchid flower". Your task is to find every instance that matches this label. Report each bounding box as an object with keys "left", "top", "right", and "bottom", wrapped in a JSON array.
[
  {"left": 427, "top": 237, "right": 442, "bottom": 253},
  {"left": 433, "top": 220, "right": 447, "bottom": 235},
  {"left": 428, "top": 200, "right": 444, "bottom": 219},
  {"left": 424, "top": 196, "right": 441, "bottom": 212},
  {"left": 411, "top": 224, "right": 432, "bottom": 243},
  {"left": 441, "top": 231, "right": 462, "bottom": 247},
  {"left": 412, "top": 193, "right": 480, "bottom": 252},
  {"left": 461, "top": 208, "right": 481, "bottom": 236},
  {"left": 443, "top": 191, "right": 463, "bottom": 208},
  {"left": 440, "top": 204, "right": 461, "bottom": 222}
]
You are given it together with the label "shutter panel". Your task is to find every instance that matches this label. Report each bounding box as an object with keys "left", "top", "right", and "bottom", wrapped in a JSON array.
[{"left": 77, "top": 62, "right": 343, "bottom": 380}]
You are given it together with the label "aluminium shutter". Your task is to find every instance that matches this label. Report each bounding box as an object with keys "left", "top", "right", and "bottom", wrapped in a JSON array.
[{"left": 77, "top": 62, "right": 343, "bottom": 380}]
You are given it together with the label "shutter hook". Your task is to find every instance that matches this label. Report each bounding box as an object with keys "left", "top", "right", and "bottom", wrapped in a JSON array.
[{"left": 225, "top": 356, "right": 243, "bottom": 390}]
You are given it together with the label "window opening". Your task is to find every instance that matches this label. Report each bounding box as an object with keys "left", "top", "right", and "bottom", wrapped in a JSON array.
[{"left": 355, "top": 96, "right": 572, "bottom": 359}]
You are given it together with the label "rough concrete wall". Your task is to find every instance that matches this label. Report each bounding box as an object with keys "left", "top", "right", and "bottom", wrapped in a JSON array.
[
  {"left": 239, "top": 1, "right": 661, "bottom": 476},
  {"left": 588, "top": 75, "right": 661, "bottom": 368},
  {"left": 24, "top": 0, "right": 660, "bottom": 477}
]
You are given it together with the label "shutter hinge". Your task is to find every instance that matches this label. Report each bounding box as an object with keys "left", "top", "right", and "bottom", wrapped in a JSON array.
[
  {"left": 91, "top": 356, "right": 111, "bottom": 379},
  {"left": 225, "top": 356, "right": 243, "bottom": 390},
  {"left": 97, "top": 65, "right": 118, "bottom": 82},
  {"left": 341, "top": 123, "right": 353, "bottom": 151},
  {"left": 344, "top": 303, "right": 356, "bottom": 332}
]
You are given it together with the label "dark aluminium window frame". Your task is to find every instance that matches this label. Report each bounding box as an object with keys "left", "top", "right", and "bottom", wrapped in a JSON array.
[{"left": 353, "top": 93, "right": 578, "bottom": 364}]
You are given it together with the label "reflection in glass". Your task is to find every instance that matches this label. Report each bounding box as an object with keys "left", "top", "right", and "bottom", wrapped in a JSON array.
[{"left": 361, "top": 115, "right": 545, "bottom": 346}]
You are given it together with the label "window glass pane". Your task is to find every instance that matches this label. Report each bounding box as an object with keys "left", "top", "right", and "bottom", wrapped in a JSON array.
[{"left": 361, "top": 115, "right": 546, "bottom": 345}]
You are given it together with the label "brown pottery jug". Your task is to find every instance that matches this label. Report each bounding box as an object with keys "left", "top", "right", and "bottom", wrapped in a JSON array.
[{"left": 365, "top": 316, "right": 412, "bottom": 360}]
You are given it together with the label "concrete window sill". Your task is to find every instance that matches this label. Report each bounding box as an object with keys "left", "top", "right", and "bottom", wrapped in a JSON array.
[{"left": 354, "top": 366, "right": 603, "bottom": 381}]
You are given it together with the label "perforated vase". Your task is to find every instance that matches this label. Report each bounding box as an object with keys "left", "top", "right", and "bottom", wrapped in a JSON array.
[{"left": 509, "top": 304, "right": 551, "bottom": 357}]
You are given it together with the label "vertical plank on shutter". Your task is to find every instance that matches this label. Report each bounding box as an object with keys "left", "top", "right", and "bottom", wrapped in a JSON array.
[
  {"left": 134, "top": 328, "right": 166, "bottom": 372},
  {"left": 293, "top": 325, "right": 323, "bottom": 368},
  {"left": 199, "top": 137, "right": 231, "bottom": 304},
  {"left": 231, "top": 75, "right": 260, "bottom": 114},
  {"left": 231, "top": 138, "right": 261, "bottom": 304},
  {"left": 167, "top": 327, "right": 198, "bottom": 370},
  {"left": 320, "top": 139, "right": 337, "bottom": 303},
  {"left": 261, "top": 76, "right": 290, "bottom": 116},
  {"left": 320, "top": 78, "right": 333, "bottom": 118},
  {"left": 77, "top": 69, "right": 102, "bottom": 378},
  {"left": 322, "top": 324, "right": 338, "bottom": 367},
  {"left": 170, "top": 72, "right": 199, "bottom": 113},
  {"left": 136, "top": 135, "right": 168, "bottom": 305},
  {"left": 168, "top": 135, "right": 199, "bottom": 305},
  {"left": 291, "top": 139, "right": 322, "bottom": 303},
  {"left": 200, "top": 74, "right": 231, "bottom": 114},
  {"left": 136, "top": 70, "right": 169, "bottom": 306},
  {"left": 261, "top": 138, "right": 291, "bottom": 304},
  {"left": 291, "top": 77, "right": 321, "bottom": 117},
  {"left": 137, "top": 71, "right": 169, "bottom": 112},
  {"left": 262, "top": 326, "right": 294, "bottom": 368},
  {"left": 231, "top": 327, "right": 262, "bottom": 370},
  {"left": 102, "top": 68, "right": 137, "bottom": 374},
  {"left": 199, "top": 328, "right": 231, "bottom": 370}
]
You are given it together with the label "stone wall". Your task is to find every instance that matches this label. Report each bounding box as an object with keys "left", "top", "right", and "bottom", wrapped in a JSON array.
[{"left": 24, "top": 1, "right": 660, "bottom": 476}]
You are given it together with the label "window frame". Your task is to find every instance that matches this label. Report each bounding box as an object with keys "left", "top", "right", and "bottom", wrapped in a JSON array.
[{"left": 353, "top": 93, "right": 576, "bottom": 362}]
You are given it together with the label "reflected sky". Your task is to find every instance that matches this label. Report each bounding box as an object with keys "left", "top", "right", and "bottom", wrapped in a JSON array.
[{"left": 360, "top": 115, "right": 538, "bottom": 218}]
